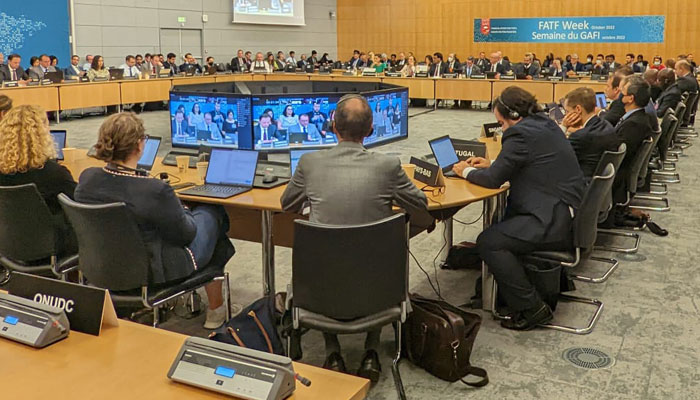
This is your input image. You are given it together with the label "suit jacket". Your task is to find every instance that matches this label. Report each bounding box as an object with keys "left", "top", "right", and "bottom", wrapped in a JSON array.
[
  {"left": 656, "top": 83, "right": 682, "bottom": 117},
  {"left": 487, "top": 62, "right": 508, "bottom": 75},
  {"left": 281, "top": 141, "right": 434, "bottom": 232},
  {"left": 64, "top": 64, "right": 83, "bottom": 78},
  {"left": 395, "top": 59, "right": 407, "bottom": 70},
  {"left": 289, "top": 123, "right": 321, "bottom": 141},
  {"left": 613, "top": 109, "right": 652, "bottom": 203},
  {"left": 466, "top": 113, "right": 584, "bottom": 243},
  {"left": 516, "top": 63, "right": 539, "bottom": 78},
  {"left": 650, "top": 85, "right": 663, "bottom": 103},
  {"left": 602, "top": 96, "right": 625, "bottom": 126},
  {"left": 591, "top": 64, "right": 609, "bottom": 76},
  {"left": 447, "top": 60, "right": 461, "bottom": 74},
  {"left": 172, "top": 119, "right": 191, "bottom": 137},
  {"left": 429, "top": 62, "right": 448, "bottom": 77},
  {"left": 254, "top": 124, "right": 281, "bottom": 142},
  {"left": 28, "top": 65, "right": 56, "bottom": 80},
  {"left": 475, "top": 58, "right": 491, "bottom": 72},
  {"left": 677, "top": 73, "right": 699, "bottom": 94},
  {"left": 179, "top": 63, "right": 202, "bottom": 74},
  {"left": 230, "top": 57, "right": 248, "bottom": 72},
  {"left": 75, "top": 168, "right": 234, "bottom": 286},
  {"left": 568, "top": 116, "right": 619, "bottom": 179},
  {"left": 628, "top": 63, "right": 642, "bottom": 73},
  {"left": 0, "top": 65, "right": 28, "bottom": 81},
  {"left": 461, "top": 64, "right": 481, "bottom": 77},
  {"left": 548, "top": 67, "right": 566, "bottom": 78},
  {"left": 566, "top": 62, "right": 585, "bottom": 73}
]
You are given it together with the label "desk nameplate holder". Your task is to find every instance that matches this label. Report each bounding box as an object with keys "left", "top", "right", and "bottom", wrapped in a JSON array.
[
  {"left": 451, "top": 139, "right": 488, "bottom": 161},
  {"left": 168, "top": 337, "right": 299, "bottom": 400},
  {"left": 0, "top": 292, "right": 69, "bottom": 348},
  {"left": 481, "top": 122, "right": 502, "bottom": 139},
  {"left": 410, "top": 156, "right": 444, "bottom": 187}
]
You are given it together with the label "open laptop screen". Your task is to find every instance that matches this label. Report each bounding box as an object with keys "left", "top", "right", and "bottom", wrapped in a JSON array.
[
  {"left": 429, "top": 136, "right": 459, "bottom": 171},
  {"left": 50, "top": 130, "right": 67, "bottom": 160},
  {"left": 137, "top": 137, "right": 161, "bottom": 171},
  {"left": 205, "top": 149, "right": 258, "bottom": 187},
  {"left": 595, "top": 92, "right": 607, "bottom": 109}
]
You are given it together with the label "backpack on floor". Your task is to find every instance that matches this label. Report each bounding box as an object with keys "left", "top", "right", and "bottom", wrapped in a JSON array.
[{"left": 209, "top": 296, "right": 285, "bottom": 355}]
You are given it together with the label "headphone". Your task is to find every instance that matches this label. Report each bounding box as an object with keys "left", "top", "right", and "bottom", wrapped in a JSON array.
[
  {"left": 496, "top": 96, "right": 520, "bottom": 119},
  {"left": 106, "top": 163, "right": 149, "bottom": 177}
]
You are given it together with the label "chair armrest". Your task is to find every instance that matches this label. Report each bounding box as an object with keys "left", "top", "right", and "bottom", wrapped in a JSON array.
[{"left": 55, "top": 254, "right": 80, "bottom": 275}]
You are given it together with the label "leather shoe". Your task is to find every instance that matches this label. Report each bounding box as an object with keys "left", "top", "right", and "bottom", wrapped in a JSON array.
[
  {"left": 500, "top": 302, "right": 553, "bottom": 331},
  {"left": 323, "top": 352, "right": 347, "bottom": 373},
  {"left": 357, "top": 349, "right": 382, "bottom": 383}
]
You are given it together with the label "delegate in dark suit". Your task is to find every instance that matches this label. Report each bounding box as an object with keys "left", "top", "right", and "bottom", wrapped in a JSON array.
[
  {"left": 487, "top": 62, "right": 508, "bottom": 75},
  {"left": 602, "top": 95, "right": 626, "bottom": 126},
  {"left": 0, "top": 64, "right": 28, "bottom": 82},
  {"left": 461, "top": 64, "right": 481, "bottom": 78},
  {"left": 230, "top": 57, "right": 248, "bottom": 72},
  {"left": 677, "top": 73, "right": 699, "bottom": 94},
  {"left": 655, "top": 83, "right": 682, "bottom": 117},
  {"left": 568, "top": 115, "right": 619, "bottom": 179},
  {"left": 429, "top": 62, "right": 448, "bottom": 77},
  {"left": 172, "top": 119, "right": 191, "bottom": 137},
  {"left": 516, "top": 63, "right": 539, "bottom": 78},
  {"left": 75, "top": 168, "right": 234, "bottom": 285},
  {"left": 612, "top": 109, "right": 652, "bottom": 203},
  {"left": 254, "top": 124, "right": 282, "bottom": 142},
  {"left": 466, "top": 114, "right": 584, "bottom": 312}
]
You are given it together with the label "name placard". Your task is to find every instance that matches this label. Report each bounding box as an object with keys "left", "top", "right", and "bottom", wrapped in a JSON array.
[
  {"left": 451, "top": 140, "right": 487, "bottom": 160},
  {"left": 481, "top": 122, "right": 502, "bottom": 138},
  {"left": 548, "top": 76, "right": 563, "bottom": 81},
  {"left": 499, "top": 74, "right": 515, "bottom": 80},
  {"left": 410, "top": 157, "right": 444, "bottom": 187},
  {"left": 8, "top": 272, "right": 119, "bottom": 336},
  {"left": 469, "top": 74, "right": 486, "bottom": 79}
]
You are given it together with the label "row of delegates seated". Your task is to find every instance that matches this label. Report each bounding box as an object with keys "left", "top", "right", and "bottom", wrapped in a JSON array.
[
  {"left": 254, "top": 112, "right": 325, "bottom": 144},
  {"left": 179, "top": 53, "right": 203, "bottom": 74},
  {"left": 601, "top": 67, "right": 660, "bottom": 133},
  {"left": 281, "top": 94, "right": 435, "bottom": 381},
  {"left": 269, "top": 105, "right": 334, "bottom": 137},
  {"left": 452, "top": 86, "right": 585, "bottom": 330},
  {"left": 249, "top": 52, "right": 273, "bottom": 73},
  {"left": 0, "top": 102, "right": 78, "bottom": 258},
  {"left": 655, "top": 69, "right": 682, "bottom": 117},
  {"left": 73, "top": 112, "right": 235, "bottom": 329},
  {"left": 371, "top": 102, "right": 401, "bottom": 135}
]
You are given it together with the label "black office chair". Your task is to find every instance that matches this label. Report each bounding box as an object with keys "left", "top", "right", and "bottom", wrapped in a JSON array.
[
  {"left": 288, "top": 214, "right": 410, "bottom": 399},
  {"left": 57, "top": 194, "right": 231, "bottom": 327},
  {"left": 630, "top": 127, "right": 670, "bottom": 212},
  {"left": 650, "top": 109, "right": 679, "bottom": 174},
  {"left": 523, "top": 163, "right": 617, "bottom": 334},
  {"left": 667, "top": 94, "right": 690, "bottom": 157},
  {"left": 0, "top": 184, "right": 78, "bottom": 285},
  {"left": 676, "top": 91, "right": 698, "bottom": 137}
]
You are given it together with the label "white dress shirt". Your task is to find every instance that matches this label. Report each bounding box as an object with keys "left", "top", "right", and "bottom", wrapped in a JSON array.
[{"left": 120, "top": 64, "right": 141, "bottom": 78}]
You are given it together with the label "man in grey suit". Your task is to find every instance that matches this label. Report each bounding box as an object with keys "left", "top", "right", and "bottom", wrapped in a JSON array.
[
  {"left": 281, "top": 94, "right": 434, "bottom": 382},
  {"left": 288, "top": 113, "right": 321, "bottom": 141},
  {"left": 28, "top": 54, "right": 56, "bottom": 80}
]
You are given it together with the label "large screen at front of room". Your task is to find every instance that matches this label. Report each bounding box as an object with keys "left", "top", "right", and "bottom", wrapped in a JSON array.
[
  {"left": 233, "top": 0, "right": 305, "bottom": 26},
  {"left": 252, "top": 95, "right": 340, "bottom": 150},
  {"left": 363, "top": 89, "right": 409, "bottom": 148},
  {"left": 169, "top": 92, "right": 253, "bottom": 150}
]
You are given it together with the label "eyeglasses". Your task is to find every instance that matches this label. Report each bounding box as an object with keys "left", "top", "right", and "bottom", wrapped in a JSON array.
[{"left": 421, "top": 185, "right": 445, "bottom": 197}]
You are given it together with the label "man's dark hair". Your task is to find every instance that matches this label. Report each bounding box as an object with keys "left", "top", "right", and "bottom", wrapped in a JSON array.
[
  {"left": 8, "top": 54, "right": 20, "bottom": 61},
  {"left": 125, "top": 55, "right": 135, "bottom": 61},
  {"left": 184, "top": 53, "right": 192, "bottom": 58},
  {"left": 606, "top": 54, "right": 615, "bottom": 60},
  {"left": 597, "top": 53, "right": 604, "bottom": 58},
  {"left": 658, "top": 69, "right": 676, "bottom": 88},
  {"left": 289, "top": 51, "right": 295, "bottom": 55},
  {"left": 626, "top": 53, "right": 635, "bottom": 59},
  {"left": 624, "top": 75, "right": 651, "bottom": 107},
  {"left": 167, "top": 52, "right": 176, "bottom": 59},
  {"left": 311, "top": 50, "right": 317, "bottom": 55},
  {"left": 565, "top": 87, "right": 596, "bottom": 113},
  {"left": 259, "top": 114, "right": 271, "bottom": 121},
  {"left": 433, "top": 52, "right": 443, "bottom": 61},
  {"left": 494, "top": 86, "right": 542, "bottom": 120},
  {"left": 39, "top": 54, "right": 49, "bottom": 60},
  {"left": 353, "top": 49, "right": 360, "bottom": 55},
  {"left": 334, "top": 95, "right": 372, "bottom": 141}
]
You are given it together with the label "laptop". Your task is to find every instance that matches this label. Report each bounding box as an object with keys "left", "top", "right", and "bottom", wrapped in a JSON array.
[
  {"left": 50, "top": 130, "right": 67, "bottom": 160},
  {"left": 137, "top": 136, "right": 161, "bottom": 171},
  {"left": 108, "top": 68, "right": 124, "bottom": 80},
  {"left": 178, "top": 148, "right": 258, "bottom": 199},
  {"left": 428, "top": 135, "right": 460, "bottom": 178},
  {"left": 595, "top": 92, "right": 608, "bottom": 109},
  {"left": 289, "top": 132, "right": 306, "bottom": 144},
  {"left": 45, "top": 71, "right": 64, "bottom": 84}
]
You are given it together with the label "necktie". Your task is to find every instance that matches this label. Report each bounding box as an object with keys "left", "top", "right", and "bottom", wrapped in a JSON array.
[
  {"left": 492, "top": 64, "right": 496, "bottom": 72},
  {"left": 467, "top": 67, "right": 470, "bottom": 77},
  {"left": 177, "top": 123, "right": 181, "bottom": 135},
  {"left": 263, "top": 128, "right": 268, "bottom": 141},
  {"left": 303, "top": 126, "right": 307, "bottom": 134},
  {"left": 12, "top": 69, "right": 17, "bottom": 81}
]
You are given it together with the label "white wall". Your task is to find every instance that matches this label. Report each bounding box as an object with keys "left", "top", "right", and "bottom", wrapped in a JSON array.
[{"left": 72, "top": 0, "right": 338, "bottom": 67}]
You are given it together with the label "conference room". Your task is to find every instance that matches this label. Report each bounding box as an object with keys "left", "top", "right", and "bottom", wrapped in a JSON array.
[{"left": 1, "top": 1, "right": 698, "bottom": 399}]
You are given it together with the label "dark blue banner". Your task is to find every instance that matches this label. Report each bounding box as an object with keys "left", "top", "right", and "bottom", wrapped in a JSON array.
[
  {"left": 474, "top": 16, "right": 665, "bottom": 43},
  {"left": 0, "top": 3, "right": 70, "bottom": 67}
]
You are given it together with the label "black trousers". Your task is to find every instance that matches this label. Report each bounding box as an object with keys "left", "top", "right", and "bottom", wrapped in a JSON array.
[{"left": 477, "top": 215, "right": 573, "bottom": 312}]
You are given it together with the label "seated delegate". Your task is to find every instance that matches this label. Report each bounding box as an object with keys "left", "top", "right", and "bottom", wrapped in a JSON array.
[
  {"left": 281, "top": 94, "right": 434, "bottom": 382},
  {"left": 452, "top": 86, "right": 585, "bottom": 330},
  {"left": 561, "top": 87, "right": 619, "bottom": 181},
  {"left": 0, "top": 105, "right": 78, "bottom": 257},
  {"left": 74, "top": 112, "right": 235, "bottom": 329},
  {"left": 655, "top": 69, "right": 682, "bottom": 118}
]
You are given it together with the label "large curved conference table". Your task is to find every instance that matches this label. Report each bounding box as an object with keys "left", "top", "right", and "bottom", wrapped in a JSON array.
[{"left": 64, "top": 137, "right": 505, "bottom": 312}]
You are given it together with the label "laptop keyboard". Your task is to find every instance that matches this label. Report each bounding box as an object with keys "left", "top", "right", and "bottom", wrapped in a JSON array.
[{"left": 191, "top": 185, "right": 248, "bottom": 195}]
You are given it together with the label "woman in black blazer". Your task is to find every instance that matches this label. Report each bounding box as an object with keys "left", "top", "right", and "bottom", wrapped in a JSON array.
[
  {"left": 0, "top": 104, "right": 78, "bottom": 257},
  {"left": 74, "top": 112, "right": 235, "bottom": 329}
]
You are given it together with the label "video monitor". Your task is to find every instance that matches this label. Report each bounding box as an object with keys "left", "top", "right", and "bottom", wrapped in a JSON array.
[
  {"left": 362, "top": 88, "right": 409, "bottom": 148},
  {"left": 169, "top": 91, "right": 253, "bottom": 150},
  {"left": 252, "top": 94, "right": 341, "bottom": 150}
]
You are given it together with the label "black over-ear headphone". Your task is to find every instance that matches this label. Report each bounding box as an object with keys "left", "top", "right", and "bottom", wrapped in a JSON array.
[{"left": 496, "top": 96, "right": 520, "bottom": 119}]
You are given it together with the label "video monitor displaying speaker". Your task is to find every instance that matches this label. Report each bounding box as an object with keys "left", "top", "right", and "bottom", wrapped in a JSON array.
[
  {"left": 169, "top": 92, "right": 253, "bottom": 150},
  {"left": 251, "top": 94, "right": 340, "bottom": 150},
  {"left": 362, "top": 88, "right": 409, "bottom": 148}
]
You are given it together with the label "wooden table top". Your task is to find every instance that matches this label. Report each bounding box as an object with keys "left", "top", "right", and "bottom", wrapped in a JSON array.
[
  {"left": 64, "top": 138, "right": 504, "bottom": 212},
  {"left": 0, "top": 316, "right": 369, "bottom": 400}
]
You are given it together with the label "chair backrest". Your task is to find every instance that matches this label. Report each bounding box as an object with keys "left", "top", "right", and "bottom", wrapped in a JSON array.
[
  {"left": 0, "top": 184, "right": 56, "bottom": 261},
  {"left": 594, "top": 142, "right": 626, "bottom": 178},
  {"left": 626, "top": 137, "right": 655, "bottom": 196},
  {"left": 638, "top": 127, "right": 662, "bottom": 181},
  {"left": 575, "top": 164, "right": 616, "bottom": 250},
  {"left": 58, "top": 194, "right": 150, "bottom": 291},
  {"left": 292, "top": 214, "right": 408, "bottom": 320},
  {"left": 682, "top": 91, "right": 698, "bottom": 124},
  {"left": 658, "top": 113, "right": 679, "bottom": 162}
]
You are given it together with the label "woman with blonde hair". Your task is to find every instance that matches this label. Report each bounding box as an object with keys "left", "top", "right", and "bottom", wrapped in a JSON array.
[
  {"left": 0, "top": 95, "right": 12, "bottom": 121},
  {"left": 74, "top": 112, "right": 235, "bottom": 329},
  {"left": 0, "top": 105, "right": 77, "bottom": 256}
]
